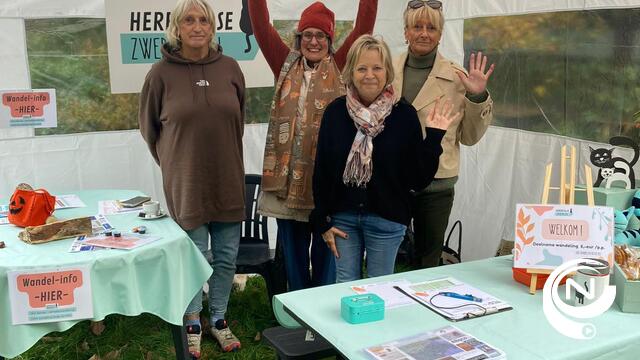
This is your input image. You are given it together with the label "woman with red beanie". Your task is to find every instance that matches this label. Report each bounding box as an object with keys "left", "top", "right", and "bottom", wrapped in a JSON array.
[{"left": 248, "top": 0, "right": 378, "bottom": 291}]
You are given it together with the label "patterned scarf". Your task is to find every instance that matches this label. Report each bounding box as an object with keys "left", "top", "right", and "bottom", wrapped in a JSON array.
[
  {"left": 343, "top": 84, "right": 395, "bottom": 187},
  {"left": 262, "top": 50, "right": 345, "bottom": 209}
]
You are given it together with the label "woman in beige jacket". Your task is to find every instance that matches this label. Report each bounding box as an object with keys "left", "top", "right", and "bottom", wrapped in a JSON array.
[{"left": 392, "top": 0, "right": 495, "bottom": 268}]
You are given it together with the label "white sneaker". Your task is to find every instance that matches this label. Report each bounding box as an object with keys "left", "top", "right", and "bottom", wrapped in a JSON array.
[
  {"left": 211, "top": 319, "right": 241, "bottom": 352},
  {"left": 185, "top": 324, "right": 202, "bottom": 359}
]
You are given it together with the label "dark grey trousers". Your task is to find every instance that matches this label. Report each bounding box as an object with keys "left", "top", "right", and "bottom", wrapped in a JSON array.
[{"left": 410, "top": 187, "right": 455, "bottom": 269}]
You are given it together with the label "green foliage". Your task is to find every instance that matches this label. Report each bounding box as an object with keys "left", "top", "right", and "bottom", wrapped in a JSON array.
[
  {"left": 26, "top": 19, "right": 139, "bottom": 136},
  {"left": 25, "top": 18, "right": 356, "bottom": 131},
  {"left": 15, "top": 276, "right": 278, "bottom": 360},
  {"left": 25, "top": 11, "right": 640, "bottom": 142},
  {"left": 464, "top": 9, "right": 640, "bottom": 143}
]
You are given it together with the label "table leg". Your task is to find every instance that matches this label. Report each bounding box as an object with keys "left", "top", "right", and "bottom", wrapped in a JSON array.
[{"left": 169, "top": 323, "right": 190, "bottom": 360}]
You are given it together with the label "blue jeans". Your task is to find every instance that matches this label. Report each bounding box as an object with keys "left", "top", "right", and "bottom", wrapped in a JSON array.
[
  {"left": 184, "top": 222, "right": 241, "bottom": 322},
  {"left": 277, "top": 219, "right": 336, "bottom": 291},
  {"left": 331, "top": 211, "right": 407, "bottom": 283}
]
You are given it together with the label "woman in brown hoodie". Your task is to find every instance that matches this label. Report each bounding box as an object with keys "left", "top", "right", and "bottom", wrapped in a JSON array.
[{"left": 138, "top": 0, "right": 244, "bottom": 356}]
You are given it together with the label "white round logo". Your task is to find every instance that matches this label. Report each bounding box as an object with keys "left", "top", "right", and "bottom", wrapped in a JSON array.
[{"left": 542, "top": 258, "right": 616, "bottom": 339}]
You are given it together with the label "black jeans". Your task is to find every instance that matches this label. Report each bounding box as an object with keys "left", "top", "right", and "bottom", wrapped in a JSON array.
[{"left": 410, "top": 187, "right": 455, "bottom": 269}]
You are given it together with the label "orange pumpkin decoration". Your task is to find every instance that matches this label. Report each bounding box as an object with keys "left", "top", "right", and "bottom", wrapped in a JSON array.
[{"left": 7, "top": 186, "right": 56, "bottom": 227}]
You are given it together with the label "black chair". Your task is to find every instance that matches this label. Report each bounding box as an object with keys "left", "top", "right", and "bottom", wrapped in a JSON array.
[
  {"left": 440, "top": 220, "right": 462, "bottom": 265},
  {"left": 396, "top": 223, "right": 416, "bottom": 266},
  {"left": 262, "top": 327, "right": 337, "bottom": 360},
  {"left": 235, "top": 174, "right": 287, "bottom": 303},
  {"left": 397, "top": 219, "right": 462, "bottom": 267}
]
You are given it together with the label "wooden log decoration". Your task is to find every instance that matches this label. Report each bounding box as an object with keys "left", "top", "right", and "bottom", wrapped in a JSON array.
[{"left": 18, "top": 217, "right": 93, "bottom": 244}]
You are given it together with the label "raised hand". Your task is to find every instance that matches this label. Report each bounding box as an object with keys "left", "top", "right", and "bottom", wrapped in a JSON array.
[
  {"left": 426, "top": 98, "right": 460, "bottom": 130},
  {"left": 456, "top": 51, "right": 495, "bottom": 95}
]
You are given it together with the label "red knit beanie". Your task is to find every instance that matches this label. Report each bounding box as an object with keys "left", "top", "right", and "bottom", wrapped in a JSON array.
[{"left": 297, "top": 2, "right": 335, "bottom": 41}]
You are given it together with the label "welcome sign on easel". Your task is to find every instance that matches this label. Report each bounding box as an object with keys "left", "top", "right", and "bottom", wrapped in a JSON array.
[{"left": 514, "top": 204, "right": 614, "bottom": 270}]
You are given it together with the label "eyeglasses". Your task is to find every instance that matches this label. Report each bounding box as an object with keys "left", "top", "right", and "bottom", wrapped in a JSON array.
[
  {"left": 181, "top": 16, "right": 211, "bottom": 26},
  {"left": 301, "top": 31, "right": 328, "bottom": 42},
  {"left": 407, "top": 0, "right": 443, "bottom": 10}
]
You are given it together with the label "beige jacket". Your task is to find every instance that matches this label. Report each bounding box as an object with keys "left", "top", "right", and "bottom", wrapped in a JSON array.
[{"left": 392, "top": 51, "right": 494, "bottom": 179}]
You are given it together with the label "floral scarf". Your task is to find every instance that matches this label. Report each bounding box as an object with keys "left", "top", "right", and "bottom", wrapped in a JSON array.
[
  {"left": 343, "top": 84, "right": 395, "bottom": 187},
  {"left": 262, "top": 51, "right": 345, "bottom": 209}
]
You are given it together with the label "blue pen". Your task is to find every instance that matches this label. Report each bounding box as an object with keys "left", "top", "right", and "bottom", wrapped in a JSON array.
[{"left": 440, "top": 292, "right": 482, "bottom": 302}]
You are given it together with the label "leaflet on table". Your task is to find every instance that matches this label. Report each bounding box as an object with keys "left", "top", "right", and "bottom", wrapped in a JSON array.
[
  {"left": 351, "top": 279, "right": 414, "bottom": 309},
  {"left": 53, "top": 194, "right": 87, "bottom": 209},
  {"left": 98, "top": 200, "right": 141, "bottom": 215},
  {"left": 82, "top": 233, "right": 161, "bottom": 250},
  {"left": 364, "top": 325, "right": 505, "bottom": 360},
  {"left": 69, "top": 215, "right": 115, "bottom": 252},
  {"left": 0, "top": 205, "right": 8, "bottom": 225},
  {"left": 396, "top": 277, "right": 512, "bottom": 321},
  {"left": 69, "top": 235, "right": 105, "bottom": 253},
  {"left": 90, "top": 214, "right": 113, "bottom": 233}
]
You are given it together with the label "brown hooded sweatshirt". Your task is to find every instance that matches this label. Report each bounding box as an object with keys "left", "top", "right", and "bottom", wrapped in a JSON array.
[{"left": 139, "top": 43, "right": 245, "bottom": 230}]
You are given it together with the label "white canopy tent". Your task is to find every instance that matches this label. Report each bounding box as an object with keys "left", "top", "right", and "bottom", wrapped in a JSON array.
[{"left": 1, "top": 0, "right": 639, "bottom": 261}]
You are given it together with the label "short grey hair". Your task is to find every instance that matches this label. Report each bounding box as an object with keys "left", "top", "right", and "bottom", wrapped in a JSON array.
[{"left": 166, "top": 0, "right": 217, "bottom": 49}]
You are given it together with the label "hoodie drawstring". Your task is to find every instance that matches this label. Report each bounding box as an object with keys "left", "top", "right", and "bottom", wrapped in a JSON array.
[
  {"left": 187, "top": 63, "right": 196, "bottom": 105},
  {"left": 201, "top": 64, "right": 210, "bottom": 106}
]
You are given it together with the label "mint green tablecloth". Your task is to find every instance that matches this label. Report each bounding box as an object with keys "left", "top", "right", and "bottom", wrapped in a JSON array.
[
  {"left": 0, "top": 190, "right": 212, "bottom": 358},
  {"left": 274, "top": 256, "right": 640, "bottom": 360}
]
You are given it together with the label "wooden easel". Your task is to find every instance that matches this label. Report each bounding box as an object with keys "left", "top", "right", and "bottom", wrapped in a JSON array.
[{"left": 526, "top": 145, "right": 595, "bottom": 294}]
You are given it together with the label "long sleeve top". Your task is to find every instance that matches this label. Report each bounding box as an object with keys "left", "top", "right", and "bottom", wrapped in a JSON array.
[
  {"left": 138, "top": 44, "right": 246, "bottom": 230},
  {"left": 248, "top": 0, "right": 378, "bottom": 75},
  {"left": 310, "top": 96, "right": 445, "bottom": 234},
  {"left": 393, "top": 51, "right": 494, "bottom": 179}
]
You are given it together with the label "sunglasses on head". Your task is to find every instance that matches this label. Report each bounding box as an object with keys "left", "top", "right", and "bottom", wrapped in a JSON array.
[{"left": 407, "top": 0, "right": 442, "bottom": 10}]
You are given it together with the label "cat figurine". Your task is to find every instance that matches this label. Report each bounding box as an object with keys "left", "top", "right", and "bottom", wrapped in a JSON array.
[{"left": 590, "top": 136, "right": 639, "bottom": 189}]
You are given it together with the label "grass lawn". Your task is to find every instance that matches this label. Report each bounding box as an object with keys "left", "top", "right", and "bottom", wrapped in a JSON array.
[
  {"left": 12, "top": 276, "right": 283, "bottom": 360},
  {"left": 12, "top": 260, "right": 413, "bottom": 359}
]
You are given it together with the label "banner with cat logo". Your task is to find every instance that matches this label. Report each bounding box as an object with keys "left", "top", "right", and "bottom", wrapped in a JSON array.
[
  {"left": 513, "top": 204, "right": 614, "bottom": 270},
  {"left": 589, "top": 136, "right": 639, "bottom": 189},
  {"left": 105, "top": 0, "right": 272, "bottom": 93}
]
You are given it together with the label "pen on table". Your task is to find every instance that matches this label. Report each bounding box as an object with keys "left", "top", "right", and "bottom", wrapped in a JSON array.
[{"left": 440, "top": 292, "right": 482, "bottom": 302}]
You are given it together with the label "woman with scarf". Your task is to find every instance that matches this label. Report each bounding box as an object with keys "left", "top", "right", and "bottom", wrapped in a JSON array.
[
  {"left": 393, "top": 0, "right": 495, "bottom": 269},
  {"left": 248, "top": 0, "right": 378, "bottom": 290},
  {"left": 310, "top": 35, "right": 458, "bottom": 282}
]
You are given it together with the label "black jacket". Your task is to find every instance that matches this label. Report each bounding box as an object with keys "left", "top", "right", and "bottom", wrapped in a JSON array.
[{"left": 310, "top": 96, "right": 445, "bottom": 234}]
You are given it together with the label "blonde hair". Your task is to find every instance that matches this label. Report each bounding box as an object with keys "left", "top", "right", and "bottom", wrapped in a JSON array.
[
  {"left": 342, "top": 35, "right": 394, "bottom": 88},
  {"left": 403, "top": 4, "right": 444, "bottom": 32},
  {"left": 166, "top": 0, "right": 217, "bottom": 49}
]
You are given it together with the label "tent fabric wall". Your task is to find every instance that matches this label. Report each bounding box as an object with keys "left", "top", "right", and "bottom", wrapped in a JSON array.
[
  {"left": 1, "top": 0, "right": 639, "bottom": 260},
  {"left": 453, "top": 127, "right": 602, "bottom": 260},
  {"left": 0, "top": 0, "right": 105, "bottom": 18},
  {"left": 0, "top": 125, "right": 267, "bottom": 208},
  {"left": 0, "top": 18, "right": 33, "bottom": 140},
  {"left": 0, "top": 123, "right": 611, "bottom": 260}
]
